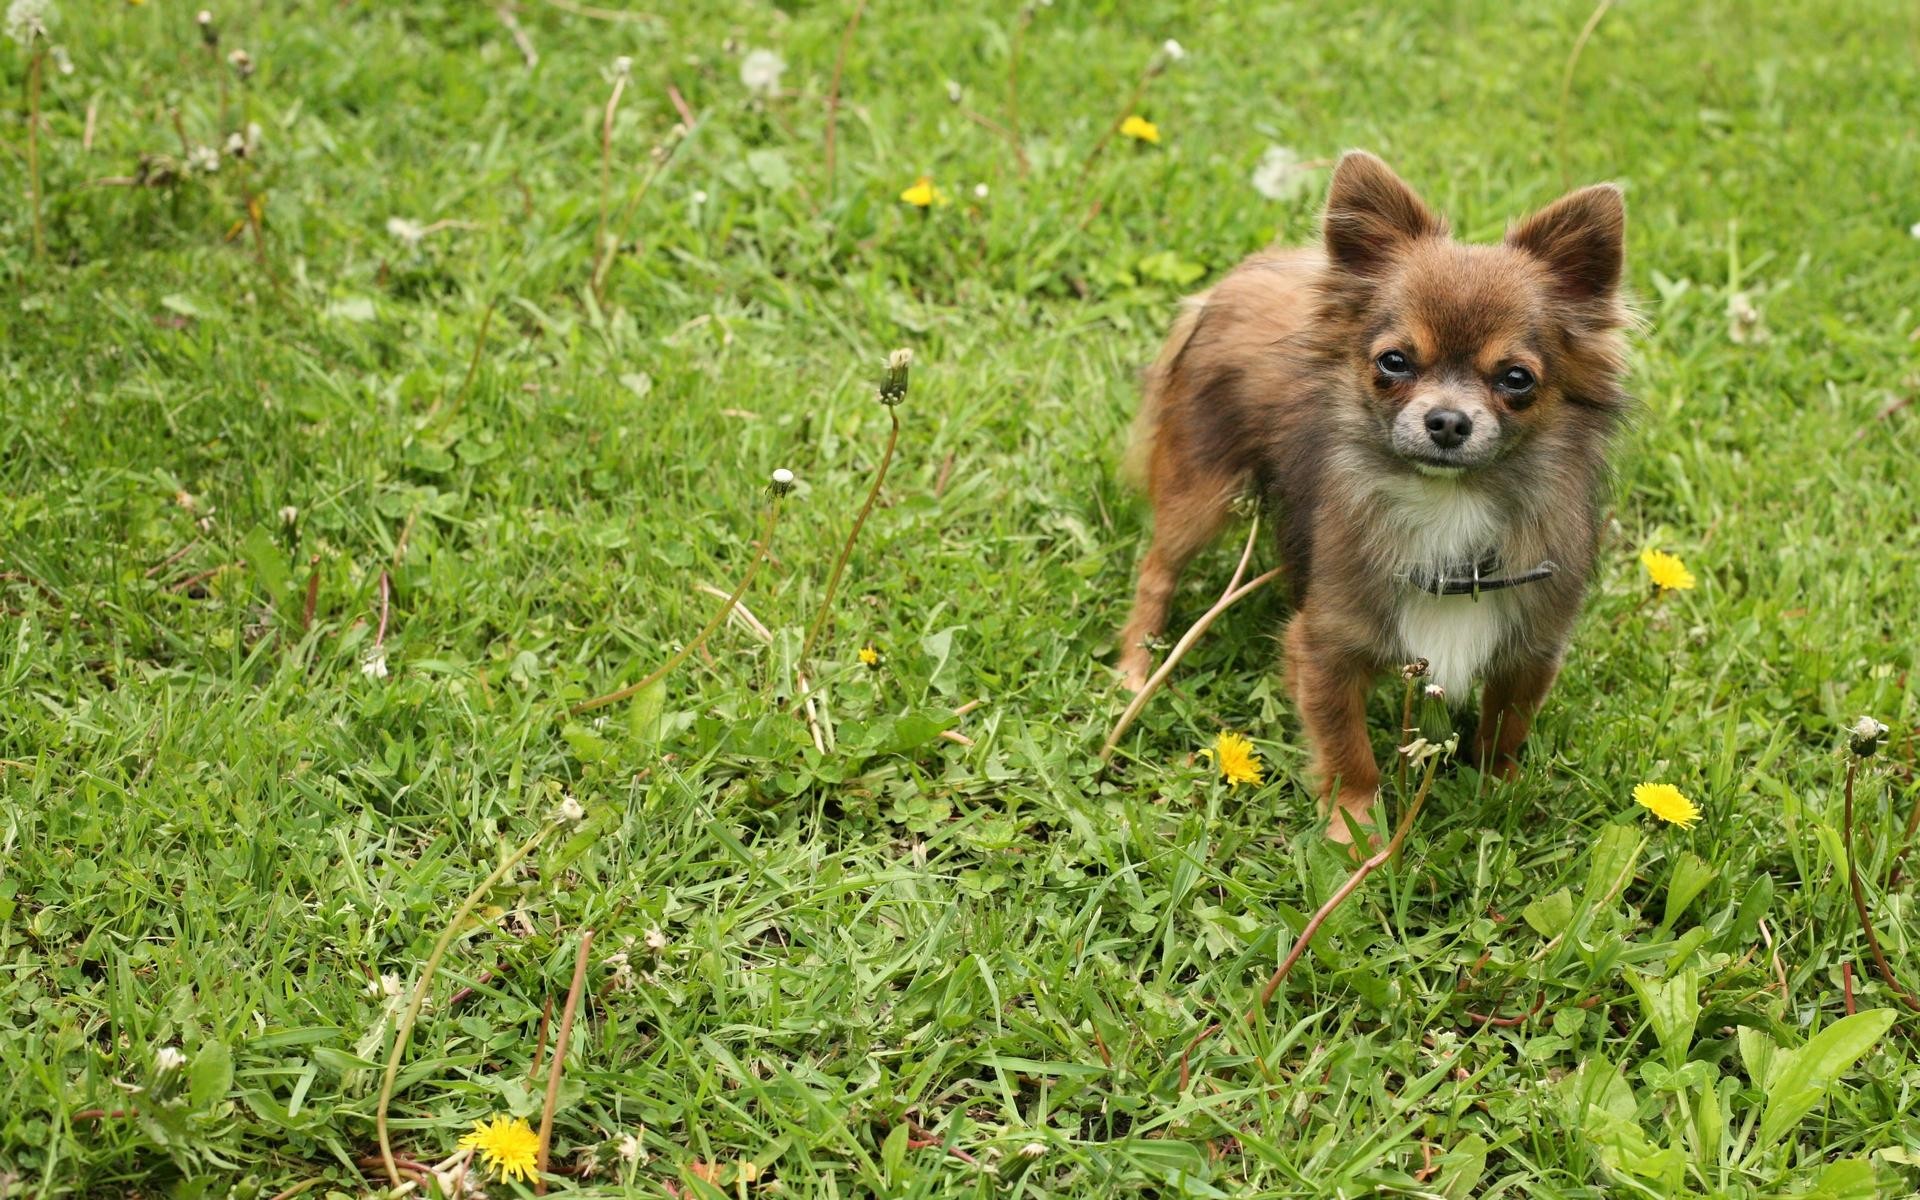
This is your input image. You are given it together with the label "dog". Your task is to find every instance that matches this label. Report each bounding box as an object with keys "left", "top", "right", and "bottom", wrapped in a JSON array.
[{"left": 1117, "top": 151, "right": 1631, "bottom": 841}]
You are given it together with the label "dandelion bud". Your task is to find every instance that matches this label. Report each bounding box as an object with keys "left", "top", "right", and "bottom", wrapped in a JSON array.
[
  {"left": 556, "top": 793, "right": 586, "bottom": 824},
  {"left": 50, "top": 44, "right": 72, "bottom": 75},
  {"left": 227, "top": 47, "right": 253, "bottom": 79},
  {"left": 196, "top": 10, "right": 217, "bottom": 45},
  {"left": 643, "top": 926, "right": 668, "bottom": 953},
  {"left": 945, "top": 79, "right": 963, "bottom": 104},
  {"left": 224, "top": 130, "right": 248, "bottom": 159},
  {"left": 879, "top": 348, "right": 913, "bottom": 406},
  {"left": 1423, "top": 683, "right": 1445, "bottom": 701},
  {"left": 1161, "top": 39, "right": 1187, "bottom": 62},
  {"left": 1019, "top": 1142, "right": 1046, "bottom": 1159},
  {"left": 155, "top": 1046, "right": 187, "bottom": 1073},
  {"left": 611, "top": 54, "right": 632, "bottom": 78},
  {"left": 1849, "top": 715, "right": 1889, "bottom": 758},
  {"left": 1401, "top": 658, "right": 1429, "bottom": 680},
  {"left": 769, "top": 467, "right": 796, "bottom": 496},
  {"left": 278, "top": 505, "right": 298, "bottom": 525}
]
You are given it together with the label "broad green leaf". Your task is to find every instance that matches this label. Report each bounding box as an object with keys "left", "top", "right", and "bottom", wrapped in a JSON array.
[
  {"left": 1581, "top": 824, "right": 1644, "bottom": 924},
  {"left": 1737, "top": 1027, "right": 1779, "bottom": 1090},
  {"left": 627, "top": 676, "right": 667, "bottom": 744},
  {"left": 1801, "top": 1158, "right": 1878, "bottom": 1200},
  {"left": 1758, "top": 1008, "right": 1897, "bottom": 1150},
  {"left": 1436, "top": 1132, "right": 1488, "bottom": 1199},
  {"left": 1722, "top": 872, "right": 1774, "bottom": 951},
  {"left": 1626, "top": 967, "right": 1700, "bottom": 1065},
  {"left": 188, "top": 1041, "right": 234, "bottom": 1112},
  {"left": 1523, "top": 888, "right": 1574, "bottom": 938},
  {"left": 238, "top": 523, "right": 293, "bottom": 600},
  {"left": 1690, "top": 1072, "right": 1723, "bottom": 1169},
  {"left": 1661, "top": 851, "right": 1718, "bottom": 929}
]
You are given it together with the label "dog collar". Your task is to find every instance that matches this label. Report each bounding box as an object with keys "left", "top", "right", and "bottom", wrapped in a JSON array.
[{"left": 1406, "top": 553, "right": 1558, "bottom": 599}]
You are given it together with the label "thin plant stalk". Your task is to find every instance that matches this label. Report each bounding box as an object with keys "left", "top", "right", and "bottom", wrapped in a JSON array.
[
  {"left": 1004, "top": 5, "right": 1033, "bottom": 176},
  {"left": 570, "top": 497, "right": 784, "bottom": 716},
  {"left": 376, "top": 823, "right": 556, "bottom": 1189},
  {"left": 1101, "top": 519, "right": 1279, "bottom": 760},
  {"left": 1554, "top": 0, "right": 1617, "bottom": 188},
  {"left": 821, "top": 0, "right": 866, "bottom": 194},
  {"left": 595, "top": 128, "right": 685, "bottom": 302},
  {"left": 799, "top": 408, "right": 899, "bottom": 669},
  {"left": 1396, "top": 675, "right": 1418, "bottom": 796},
  {"left": 533, "top": 929, "right": 594, "bottom": 1195},
  {"left": 1842, "top": 758, "right": 1920, "bottom": 1012},
  {"left": 424, "top": 296, "right": 499, "bottom": 424},
  {"left": 25, "top": 48, "right": 46, "bottom": 261},
  {"left": 591, "top": 68, "right": 631, "bottom": 293},
  {"left": 1078, "top": 47, "right": 1161, "bottom": 184},
  {"left": 1251, "top": 752, "right": 1442, "bottom": 1016}
]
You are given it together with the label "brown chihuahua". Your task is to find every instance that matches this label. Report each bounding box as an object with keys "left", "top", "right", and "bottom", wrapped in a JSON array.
[{"left": 1117, "top": 152, "right": 1631, "bottom": 840}]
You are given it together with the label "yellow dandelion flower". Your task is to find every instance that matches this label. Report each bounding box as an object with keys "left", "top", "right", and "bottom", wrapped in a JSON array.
[
  {"left": 1633, "top": 782, "right": 1700, "bottom": 829},
  {"left": 1639, "top": 548, "right": 1696, "bottom": 593},
  {"left": 459, "top": 1114, "right": 541, "bottom": 1184},
  {"left": 858, "top": 645, "right": 881, "bottom": 668},
  {"left": 1119, "top": 115, "right": 1161, "bottom": 144},
  {"left": 1204, "top": 731, "right": 1264, "bottom": 788},
  {"left": 899, "top": 176, "right": 948, "bottom": 208}
]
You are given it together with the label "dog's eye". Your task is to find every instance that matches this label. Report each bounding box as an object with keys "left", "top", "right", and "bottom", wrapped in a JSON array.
[
  {"left": 1497, "top": 365, "right": 1537, "bottom": 396},
  {"left": 1374, "top": 350, "right": 1414, "bottom": 378}
]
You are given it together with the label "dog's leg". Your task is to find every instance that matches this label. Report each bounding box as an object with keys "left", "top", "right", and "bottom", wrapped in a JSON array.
[
  {"left": 1286, "top": 614, "right": 1380, "bottom": 841},
  {"left": 1116, "top": 464, "right": 1235, "bottom": 692},
  {"left": 1475, "top": 655, "right": 1561, "bottom": 779}
]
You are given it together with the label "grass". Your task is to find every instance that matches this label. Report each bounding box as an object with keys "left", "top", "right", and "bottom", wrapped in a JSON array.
[{"left": 3, "top": 0, "right": 1920, "bottom": 1195}]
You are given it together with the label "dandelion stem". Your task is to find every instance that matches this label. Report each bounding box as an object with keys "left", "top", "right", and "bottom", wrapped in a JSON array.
[
  {"left": 1101, "top": 520, "right": 1278, "bottom": 760},
  {"left": 1078, "top": 54, "right": 1156, "bottom": 184},
  {"left": 533, "top": 928, "right": 594, "bottom": 1195},
  {"left": 570, "top": 498, "right": 783, "bottom": 716},
  {"left": 1554, "top": 0, "right": 1616, "bottom": 190},
  {"left": 376, "top": 823, "right": 556, "bottom": 1190},
  {"left": 591, "top": 71, "right": 630, "bottom": 290},
  {"left": 26, "top": 49, "right": 46, "bottom": 262},
  {"left": 425, "top": 296, "right": 499, "bottom": 424},
  {"left": 1004, "top": 5, "right": 1034, "bottom": 177},
  {"left": 799, "top": 407, "right": 899, "bottom": 669},
  {"left": 1841, "top": 757, "right": 1920, "bottom": 1012},
  {"left": 821, "top": 0, "right": 866, "bottom": 195},
  {"left": 1396, "top": 675, "right": 1417, "bottom": 796},
  {"left": 1248, "top": 752, "right": 1441, "bottom": 1019},
  {"left": 596, "top": 127, "right": 686, "bottom": 303}
]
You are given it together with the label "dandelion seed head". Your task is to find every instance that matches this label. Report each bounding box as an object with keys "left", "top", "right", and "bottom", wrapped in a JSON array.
[
  {"left": 1251, "top": 145, "right": 1314, "bottom": 201},
  {"left": 556, "top": 793, "right": 586, "bottom": 824},
  {"left": 769, "top": 467, "right": 795, "bottom": 496},
  {"left": 386, "top": 216, "right": 426, "bottom": 246},
  {"left": 739, "top": 48, "right": 784, "bottom": 97},
  {"left": 1850, "top": 715, "right": 1889, "bottom": 758},
  {"left": 611, "top": 54, "right": 632, "bottom": 77},
  {"left": 973, "top": 182, "right": 989, "bottom": 199},
  {"left": 1161, "top": 38, "right": 1186, "bottom": 61},
  {"left": 6, "top": 0, "right": 51, "bottom": 46}
]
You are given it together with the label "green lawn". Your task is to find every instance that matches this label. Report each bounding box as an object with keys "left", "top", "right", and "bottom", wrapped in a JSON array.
[{"left": 4, "top": 1, "right": 1920, "bottom": 1196}]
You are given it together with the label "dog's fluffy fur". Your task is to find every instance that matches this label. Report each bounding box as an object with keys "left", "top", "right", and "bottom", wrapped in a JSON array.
[{"left": 1118, "top": 152, "right": 1631, "bottom": 839}]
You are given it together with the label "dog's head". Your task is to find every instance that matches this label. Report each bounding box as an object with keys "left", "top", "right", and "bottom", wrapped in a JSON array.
[{"left": 1316, "top": 151, "right": 1630, "bottom": 475}]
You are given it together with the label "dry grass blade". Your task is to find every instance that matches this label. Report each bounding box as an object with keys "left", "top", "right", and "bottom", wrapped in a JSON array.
[
  {"left": 1842, "top": 758, "right": 1920, "bottom": 1011},
  {"left": 1101, "top": 519, "right": 1276, "bottom": 759},
  {"left": 534, "top": 929, "right": 595, "bottom": 1193}
]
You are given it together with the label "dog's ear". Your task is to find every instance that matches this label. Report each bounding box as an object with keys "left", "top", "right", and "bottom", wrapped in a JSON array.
[
  {"left": 1323, "top": 151, "right": 1445, "bottom": 275},
  {"left": 1507, "top": 184, "right": 1625, "bottom": 300}
]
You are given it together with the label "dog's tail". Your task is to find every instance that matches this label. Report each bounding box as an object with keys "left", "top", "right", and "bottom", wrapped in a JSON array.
[{"left": 1121, "top": 291, "right": 1209, "bottom": 491}]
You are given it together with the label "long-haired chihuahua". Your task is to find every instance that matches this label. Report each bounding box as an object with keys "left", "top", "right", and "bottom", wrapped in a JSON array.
[{"left": 1118, "top": 151, "right": 1631, "bottom": 841}]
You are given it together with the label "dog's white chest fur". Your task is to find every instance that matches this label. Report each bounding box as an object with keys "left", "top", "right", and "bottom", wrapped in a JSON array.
[{"left": 1378, "top": 475, "right": 1511, "bottom": 700}]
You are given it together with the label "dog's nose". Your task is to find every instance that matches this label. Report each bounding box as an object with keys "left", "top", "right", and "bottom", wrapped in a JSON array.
[{"left": 1424, "top": 408, "right": 1473, "bottom": 450}]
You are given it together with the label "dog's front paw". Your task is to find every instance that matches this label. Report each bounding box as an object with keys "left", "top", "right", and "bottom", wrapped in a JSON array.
[{"left": 1116, "top": 648, "right": 1153, "bottom": 693}]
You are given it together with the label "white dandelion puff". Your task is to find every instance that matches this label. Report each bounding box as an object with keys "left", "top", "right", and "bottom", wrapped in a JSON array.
[
  {"left": 154, "top": 1046, "right": 187, "bottom": 1073},
  {"left": 739, "top": 48, "right": 784, "bottom": 97},
  {"left": 1250, "top": 145, "right": 1314, "bottom": 201},
  {"left": 5, "top": 0, "right": 51, "bottom": 47}
]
